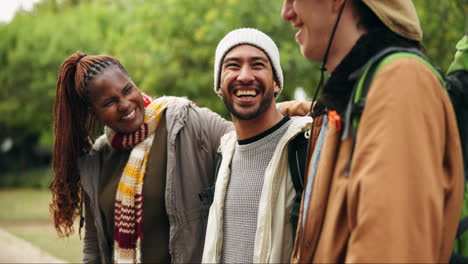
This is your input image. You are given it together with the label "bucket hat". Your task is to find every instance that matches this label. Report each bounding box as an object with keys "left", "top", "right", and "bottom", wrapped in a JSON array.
[{"left": 362, "top": 0, "right": 423, "bottom": 41}]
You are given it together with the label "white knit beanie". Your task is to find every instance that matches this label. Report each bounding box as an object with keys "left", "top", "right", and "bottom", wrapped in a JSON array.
[{"left": 213, "top": 28, "right": 283, "bottom": 97}]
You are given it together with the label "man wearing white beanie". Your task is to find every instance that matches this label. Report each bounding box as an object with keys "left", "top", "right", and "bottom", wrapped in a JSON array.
[{"left": 202, "top": 28, "right": 311, "bottom": 263}]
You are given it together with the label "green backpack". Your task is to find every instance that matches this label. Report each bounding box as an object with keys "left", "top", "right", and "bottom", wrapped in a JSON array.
[
  {"left": 447, "top": 35, "right": 468, "bottom": 263},
  {"left": 341, "top": 35, "right": 468, "bottom": 262}
]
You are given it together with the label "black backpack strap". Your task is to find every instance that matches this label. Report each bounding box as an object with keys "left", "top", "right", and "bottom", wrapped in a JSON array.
[
  {"left": 446, "top": 70, "right": 468, "bottom": 181},
  {"left": 288, "top": 129, "right": 310, "bottom": 240},
  {"left": 198, "top": 151, "right": 222, "bottom": 206},
  {"left": 450, "top": 253, "right": 468, "bottom": 264},
  {"left": 289, "top": 131, "right": 309, "bottom": 191},
  {"left": 456, "top": 216, "right": 468, "bottom": 239}
]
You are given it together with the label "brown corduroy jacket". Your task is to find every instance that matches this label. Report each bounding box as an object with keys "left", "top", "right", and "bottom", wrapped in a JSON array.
[{"left": 291, "top": 57, "right": 464, "bottom": 263}]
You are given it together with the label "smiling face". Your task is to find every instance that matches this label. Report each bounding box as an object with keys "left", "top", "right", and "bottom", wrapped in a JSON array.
[
  {"left": 87, "top": 66, "right": 145, "bottom": 133},
  {"left": 282, "top": 0, "right": 336, "bottom": 62},
  {"left": 217, "top": 44, "right": 280, "bottom": 121}
]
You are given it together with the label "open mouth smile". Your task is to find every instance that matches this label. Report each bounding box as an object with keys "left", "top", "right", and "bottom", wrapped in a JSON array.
[
  {"left": 235, "top": 89, "right": 258, "bottom": 98},
  {"left": 122, "top": 109, "right": 136, "bottom": 120}
]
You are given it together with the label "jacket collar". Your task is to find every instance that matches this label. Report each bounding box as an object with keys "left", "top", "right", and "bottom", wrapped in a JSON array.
[
  {"left": 220, "top": 116, "right": 312, "bottom": 152},
  {"left": 318, "top": 28, "right": 419, "bottom": 115}
]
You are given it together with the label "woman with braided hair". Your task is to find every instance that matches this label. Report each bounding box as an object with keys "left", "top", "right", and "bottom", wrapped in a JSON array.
[{"left": 51, "top": 51, "right": 233, "bottom": 263}]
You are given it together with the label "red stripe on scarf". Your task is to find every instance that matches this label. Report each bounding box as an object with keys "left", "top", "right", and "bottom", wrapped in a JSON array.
[
  {"left": 111, "top": 123, "right": 149, "bottom": 150},
  {"left": 110, "top": 92, "right": 152, "bottom": 150},
  {"left": 114, "top": 195, "right": 144, "bottom": 248}
]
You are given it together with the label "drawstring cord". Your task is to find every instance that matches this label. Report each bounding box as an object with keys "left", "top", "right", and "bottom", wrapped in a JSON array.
[{"left": 303, "top": 1, "right": 349, "bottom": 218}]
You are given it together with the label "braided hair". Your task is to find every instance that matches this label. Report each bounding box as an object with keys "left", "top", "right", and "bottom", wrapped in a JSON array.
[{"left": 51, "top": 51, "right": 128, "bottom": 237}]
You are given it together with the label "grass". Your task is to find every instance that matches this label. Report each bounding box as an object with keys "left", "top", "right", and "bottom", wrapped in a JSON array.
[
  {"left": 0, "top": 188, "right": 82, "bottom": 263},
  {"left": 0, "top": 189, "right": 52, "bottom": 221},
  {"left": 0, "top": 167, "right": 53, "bottom": 189},
  {"left": 4, "top": 225, "right": 82, "bottom": 263}
]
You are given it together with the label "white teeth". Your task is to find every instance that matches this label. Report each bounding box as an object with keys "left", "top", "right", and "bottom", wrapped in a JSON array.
[
  {"left": 236, "top": 90, "right": 257, "bottom": 97},
  {"left": 122, "top": 109, "right": 135, "bottom": 120}
]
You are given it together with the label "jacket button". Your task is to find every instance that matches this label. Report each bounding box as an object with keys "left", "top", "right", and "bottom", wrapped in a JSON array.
[{"left": 305, "top": 242, "right": 311, "bottom": 249}]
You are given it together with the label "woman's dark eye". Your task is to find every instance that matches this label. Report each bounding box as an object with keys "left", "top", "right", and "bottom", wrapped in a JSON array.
[
  {"left": 103, "top": 100, "right": 115, "bottom": 107},
  {"left": 123, "top": 86, "right": 132, "bottom": 94}
]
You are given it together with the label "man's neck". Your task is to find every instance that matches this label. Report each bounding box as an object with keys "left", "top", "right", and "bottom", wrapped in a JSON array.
[
  {"left": 326, "top": 14, "right": 367, "bottom": 74},
  {"left": 233, "top": 108, "right": 284, "bottom": 140}
]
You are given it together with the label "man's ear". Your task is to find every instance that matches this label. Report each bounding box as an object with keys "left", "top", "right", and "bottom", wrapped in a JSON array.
[
  {"left": 332, "top": 0, "right": 346, "bottom": 13},
  {"left": 216, "top": 88, "right": 223, "bottom": 97},
  {"left": 273, "top": 81, "right": 281, "bottom": 97}
]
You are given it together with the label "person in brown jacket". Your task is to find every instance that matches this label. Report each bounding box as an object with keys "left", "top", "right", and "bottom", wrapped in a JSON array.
[{"left": 281, "top": 0, "right": 464, "bottom": 263}]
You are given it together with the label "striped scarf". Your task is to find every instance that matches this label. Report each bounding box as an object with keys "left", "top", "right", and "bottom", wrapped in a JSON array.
[{"left": 106, "top": 95, "right": 188, "bottom": 263}]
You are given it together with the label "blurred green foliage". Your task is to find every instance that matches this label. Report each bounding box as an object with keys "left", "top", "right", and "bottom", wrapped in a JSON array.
[
  {"left": 0, "top": 0, "right": 317, "bottom": 150},
  {"left": 415, "top": 0, "right": 467, "bottom": 70},
  {"left": 0, "top": 0, "right": 466, "bottom": 162}
]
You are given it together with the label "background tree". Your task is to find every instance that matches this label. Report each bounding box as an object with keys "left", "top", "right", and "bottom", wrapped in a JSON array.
[{"left": 0, "top": 0, "right": 465, "bottom": 181}]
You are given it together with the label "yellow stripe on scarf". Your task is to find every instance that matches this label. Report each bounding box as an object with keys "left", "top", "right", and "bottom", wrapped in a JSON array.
[
  {"left": 117, "top": 181, "right": 136, "bottom": 197},
  {"left": 113, "top": 96, "right": 190, "bottom": 264}
]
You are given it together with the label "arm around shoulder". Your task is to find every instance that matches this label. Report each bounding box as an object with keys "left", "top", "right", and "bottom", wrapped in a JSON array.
[
  {"left": 277, "top": 100, "right": 312, "bottom": 117},
  {"left": 193, "top": 106, "right": 233, "bottom": 151}
]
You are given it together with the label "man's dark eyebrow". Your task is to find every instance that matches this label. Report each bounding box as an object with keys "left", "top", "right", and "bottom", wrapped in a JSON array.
[
  {"left": 223, "top": 56, "right": 269, "bottom": 64},
  {"left": 250, "top": 56, "right": 269, "bottom": 63},
  {"left": 223, "top": 57, "right": 241, "bottom": 64}
]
